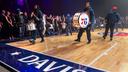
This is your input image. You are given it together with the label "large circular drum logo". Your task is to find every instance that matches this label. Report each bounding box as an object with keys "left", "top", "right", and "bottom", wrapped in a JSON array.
[{"left": 79, "top": 13, "right": 89, "bottom": 28}]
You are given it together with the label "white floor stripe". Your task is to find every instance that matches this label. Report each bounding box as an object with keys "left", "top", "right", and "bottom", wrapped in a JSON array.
[{"left": 88, "top": 42, "right": 117, "bottom": 66}]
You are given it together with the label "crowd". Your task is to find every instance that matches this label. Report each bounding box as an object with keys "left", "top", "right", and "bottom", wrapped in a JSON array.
[
  {"left": 0, "top": 4, "right": 128, "bottom": 43},
  {"left": 0, "top": 5, "right": 74, "bottom": 42},
  {"left": 95, "top": 16, "right": 128, "bottom": 31}
]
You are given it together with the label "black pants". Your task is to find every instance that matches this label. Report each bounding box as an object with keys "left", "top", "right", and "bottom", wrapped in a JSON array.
[
  {"left": 77, "top": 24, "right": 91, "bottom": 42},
  {"left": 103, "top": 24, "right": 115, "bottom": 39},
  {"left": 36, "top": 22, "right": 44, "bottom": 41},
  {"left": 30, "top": 30, "right": 36, "bottom": 40},
  {"left": 0, "top": 27, "right": 9, "bottom": 39}
]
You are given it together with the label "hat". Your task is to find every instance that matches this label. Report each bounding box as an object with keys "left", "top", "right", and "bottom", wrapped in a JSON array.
[{"left": 112, "top": 5, "right": 118, "bottom": 10}]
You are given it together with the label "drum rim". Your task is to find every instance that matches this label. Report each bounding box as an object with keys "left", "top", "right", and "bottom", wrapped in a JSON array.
[
  {"left": 73, "top": 12, "right": 90, "bottom": 28},
  {"left": 73, "top": 13, "right": 81, "bottom": 28}
]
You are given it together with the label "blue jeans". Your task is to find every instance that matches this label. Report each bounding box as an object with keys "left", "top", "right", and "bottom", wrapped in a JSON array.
[
  {"left": 66, "top": 24, "right": 72, "bottom": 35},
  {"left": 30, "top": 30, "right": 37, "bottom": 40}
]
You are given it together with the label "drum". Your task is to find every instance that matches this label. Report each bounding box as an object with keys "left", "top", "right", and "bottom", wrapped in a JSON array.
[{"left": 73, "top": 12, "right": 90, "bottom": 28}]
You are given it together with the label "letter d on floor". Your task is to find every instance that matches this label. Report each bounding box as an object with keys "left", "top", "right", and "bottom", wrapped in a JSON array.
[{"left": 18, "top": 55, "right": 39, "bottom": 63}]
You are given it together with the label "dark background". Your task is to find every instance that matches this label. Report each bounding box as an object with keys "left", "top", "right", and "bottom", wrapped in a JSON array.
[
  {"left": 94, "top": 0, "right": 128, "bottom": 17},
  {"left": 0, "top": 0, "right": 128, "bottom": 16}
]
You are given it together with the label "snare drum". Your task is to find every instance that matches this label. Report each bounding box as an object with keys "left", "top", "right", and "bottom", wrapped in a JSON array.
[{"left": 73, "top": 12, "right": 90, "bottom": 28}]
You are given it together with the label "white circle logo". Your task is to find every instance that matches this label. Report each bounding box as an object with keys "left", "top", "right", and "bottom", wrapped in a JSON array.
[{"left": 79, "top": 13, "right": 89, "bottom": 28}]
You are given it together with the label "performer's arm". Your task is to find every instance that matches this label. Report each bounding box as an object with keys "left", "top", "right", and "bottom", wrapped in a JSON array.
[
  {"left": 116, "top": 12, "right": 121, "bottom": 22},
  {"left": 90, "top": 8, "right": 95, "bottom": 24},
  {"left": 5, "top": 16, "right": 13, "bottom": 27}
]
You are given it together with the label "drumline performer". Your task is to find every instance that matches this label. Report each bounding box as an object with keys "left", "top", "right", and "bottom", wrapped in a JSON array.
[
  {"left": 28, "top": 5, "right": 46, "bottom": 44},
  {"left": 74, "top": 1, "right": 95, "bottom": 44},
  {"left": 103, "top": 5, "right": 120, "bottom": 41},
  {"left": 33, "top": 5, "right": 45, "bottom": 42}
]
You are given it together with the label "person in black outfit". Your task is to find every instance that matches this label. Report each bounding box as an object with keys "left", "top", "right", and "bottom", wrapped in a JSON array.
[
  {"left": 54, "top": 16, "right": 59, "bottom": 35},
  {"left": 0, "top": 22, "right": 2, "bottom": 35},
  {"left": 15, "top": 9, "right": 25, "bottom": 39},
  {"left": 24, "top": 12, "right": 29, "bottom": 37},
  {"left": 103, "top": 6, "right": 120, "bottom": 41},
  {"left": 28, "top": 12, "right": 37, "bottom": 44},
  {"left": 33, "top": 5, "right": 45, "bottom": 42},
  {"left": 6, "top": 11, "right": 14, "bottom": 40},
  {"left": 65, "top": 13, "right": 72, "bottom": 36},
  {"left": 0, "top": 14, "right": 2, "bottom": 39},
  {"left": 11, "top": 13, "right": 17, "bottom": 38},
  {"left": 0, "top": 10, "right": 10, "bottom": 39},
  {"left": 75, "top": 1, "right": 95, "bottom": 44},
  {"left": 0, "top": 11, "right": 3, "bottom": 39}
]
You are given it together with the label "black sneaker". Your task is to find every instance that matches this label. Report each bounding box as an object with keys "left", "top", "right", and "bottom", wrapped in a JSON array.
[
  {"left": 87, "top": 41, "right": 91, "bottom": 44},
  {"left": 110, "top": 38, "right": 113, "bottom": 41},
  {"left": 103, "top": 36, "right": 106, "bottom": 39},
  {"left": 29, "top": 39, "right": 35, "bottom": 44},
  {"left": 32, "top": 40, "right": 35, "bottom": 44},
  {"left": 29, "top": 39, "right": 33, "bottom": 43},
  {"left": 74, "top": 39, "right": 80, "bottom": 42},
  {"left": 40, "top": 39, "right": 44, "bottom": 42}
]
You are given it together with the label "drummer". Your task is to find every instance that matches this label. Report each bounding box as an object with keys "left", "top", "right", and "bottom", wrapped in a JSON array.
[{"left": 74, "top": 1, "right": 95, "bottom": 44}]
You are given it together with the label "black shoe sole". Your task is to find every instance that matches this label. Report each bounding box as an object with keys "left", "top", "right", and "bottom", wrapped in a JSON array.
[
  {"left": 40, "top": 40, "right": 44, "bottom": 42},
  {"left": 87, "top": 41, "right": 91, "bottom": 44},
  {"left": 74, "top": 39, "right": 80, "bottom": 42},
  {"left": 103, "top": 36, "right": 106, "bottom": 39}
]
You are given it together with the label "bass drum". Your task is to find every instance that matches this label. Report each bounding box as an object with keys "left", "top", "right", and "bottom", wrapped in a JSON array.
[{"left": 73, "top": 12, "right": 90, "bottom": 28}]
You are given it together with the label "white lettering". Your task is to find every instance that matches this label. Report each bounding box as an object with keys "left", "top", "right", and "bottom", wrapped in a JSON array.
[
  {"left": 43, "top": 61, "right": 66, "bottom": 71},
  {"left": 18, "top": 55, "right": 39, "bottom": 63},
  {"left": 72, "top": 69, "right": 86, "bottom": 72},
  {"left": 18, "top": 55, "right": 87, "bottom": 72},
  {"left": 28, "top": 59, "right": 49, "bottom": 69}
]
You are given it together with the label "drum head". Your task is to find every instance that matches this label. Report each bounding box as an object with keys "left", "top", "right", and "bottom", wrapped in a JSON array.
[
  {"left": 79, "top": 13, "right": 89, "bottom": 28},
  {"left": 72, "top": 13, "right": 81, "bottom": 28}
]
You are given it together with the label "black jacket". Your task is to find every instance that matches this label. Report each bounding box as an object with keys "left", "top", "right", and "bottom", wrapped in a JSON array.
[{"left": 105, "top": 11, "right": 120, "bottom": 24}]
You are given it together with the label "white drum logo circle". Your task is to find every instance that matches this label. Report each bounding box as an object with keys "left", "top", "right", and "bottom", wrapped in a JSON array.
[{"left": 79, "top": 13, "right": 89, "bottom": 28}]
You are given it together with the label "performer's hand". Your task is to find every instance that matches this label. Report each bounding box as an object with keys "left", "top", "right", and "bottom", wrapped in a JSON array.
[{"left": 10, "top": 22, "right": 14, "bottom": 27}]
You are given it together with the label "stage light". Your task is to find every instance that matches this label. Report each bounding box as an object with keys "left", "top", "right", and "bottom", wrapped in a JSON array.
[
  {"left": 112, "top": 5, "right": 118, "bottom": 10},
  {"left": 17, "top": 0, "right": 24, "bottom": 6}
]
